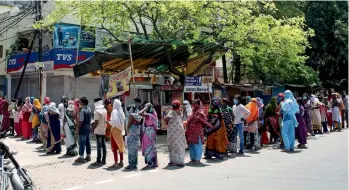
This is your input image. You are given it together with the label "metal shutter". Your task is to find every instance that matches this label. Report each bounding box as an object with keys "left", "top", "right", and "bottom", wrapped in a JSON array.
[
  {"left": 74, "top": 78, "right": 100, "bottom": 111},
  {"left": 46, "top": 76, "right": 64, "bottom": 104}
]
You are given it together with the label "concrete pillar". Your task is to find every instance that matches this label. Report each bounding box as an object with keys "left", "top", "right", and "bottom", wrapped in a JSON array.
[
  {"left": 6, "top": 74, "right": 11, "bottom": 99},
  {"left": 41, "top": 72, "right": 47, "bottom": 103}
]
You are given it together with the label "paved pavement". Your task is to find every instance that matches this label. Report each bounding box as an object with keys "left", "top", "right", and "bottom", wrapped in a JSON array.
[{"left": 3, "top": 130, "right": 348, "bottom": 190}]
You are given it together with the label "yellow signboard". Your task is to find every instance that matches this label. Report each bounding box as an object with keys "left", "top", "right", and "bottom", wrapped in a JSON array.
[{"left": 107, "top": 66, "right": 131, "bottom": 98}]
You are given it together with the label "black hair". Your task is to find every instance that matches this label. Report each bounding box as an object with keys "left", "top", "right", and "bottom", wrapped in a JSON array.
[
  {"left": 193, "top": 99, "right": 201, "bottom": 105},
  {"left": 79, "top": 97, "right": 89, "bottom": 106},
  {"left": 134, "top": 97, "right": 142, "bottom": 103},
  {"left": 11, "top": 98, "right": 16, "bottom": 103},
  {"left": 234, "top": 94, "right": 242, "bottom": 105},
  {"left": 296, "top": 97, "right": 303, "bottom": 104},
  {"left": 94, "top": 97, "right": 103, "bottom": 103}
]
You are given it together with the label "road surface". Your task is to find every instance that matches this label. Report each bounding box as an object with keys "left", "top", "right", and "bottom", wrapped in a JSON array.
[{"left": 4, "top": 130, "right": 348, "bottom": 190}]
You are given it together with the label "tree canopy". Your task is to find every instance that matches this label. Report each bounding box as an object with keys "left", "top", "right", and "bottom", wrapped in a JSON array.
[{"left": 40, "top": 0, "right": 319, "bottom": 85}]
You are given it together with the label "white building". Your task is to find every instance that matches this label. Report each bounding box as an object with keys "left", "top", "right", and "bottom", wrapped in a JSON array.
[{"left": 0, "top": 1, "right": 100, "bottom": 107}]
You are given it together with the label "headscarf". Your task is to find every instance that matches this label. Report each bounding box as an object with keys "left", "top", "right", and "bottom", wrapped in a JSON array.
[
  {"left": 282, "top": 90, "right": 299, "bottom": 115},
  {"left": 246, "top": 96, "right": 252, "bottom": 104},
  {"left": 44, "top": 97, "right": 50, "bottom": 105},
  {"left": 265, "top": 97, "right": 277, "bottom": 117},
  {"left": 277, "top": 93, "right": 284, "bottom": 104},
  {"left": 208, "top": 97, "right": 221, "bottom": 114},
  {"left": 66, "top": 100, "right": 75, "bottom": 112},
  {"left": 74, "top": 99, "right": 80, "bottom": 111},
  {"left": 94, "top": 99, "right": 105, "bottom": 115},
  {"left": 22, "top": 97, "right": 32, "bottom": 113},
  {"left": 49, "top": 102, "right": 60, "bottom": 115},
  {"left": 220, "top": 98, "right": 233, "bottom": 124},
  {"left": 172, "top": 99, "right": 181, "bottom": 110},
  {"left": 33, "top": 99, "right": 42, "bottom": 111},
  {"left": 30, "top": 97, "right": 34, "bottom": 104},
  {"left": 110, "top": 99, "right": 125, "bottom": 132},
  {"left": 183, "top": 100, "right": 192, "bottom": 118},
  {"left": 256, "top": 97, "right": 264, "bottom": 108},
  {"left": 245, "top": 98, "right": 259, "bottom": 123}
]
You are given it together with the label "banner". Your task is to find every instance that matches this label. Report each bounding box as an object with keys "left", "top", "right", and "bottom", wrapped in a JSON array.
[
  {"left": 54, "top": 23, "right": 79, "bottom": 49},
  {"left": 80, "top": 26, "right": 95, "bottom": 51},
  {"left": 107, "top": 67, "right": 132, "bottom": 98},
  {"left": 184, "top": 85, "right": 212, "bottom": 93},
  {"left": 7, "top": 50, "right": 54, "bottom": 73}
]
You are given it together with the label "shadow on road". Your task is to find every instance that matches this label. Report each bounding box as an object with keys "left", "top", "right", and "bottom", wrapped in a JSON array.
[
  {"left": 162, "top": 165, "right": 185, "bottom": 170},
  {"left": 185, "top": 162, "right": 209, "bottom": 167}
]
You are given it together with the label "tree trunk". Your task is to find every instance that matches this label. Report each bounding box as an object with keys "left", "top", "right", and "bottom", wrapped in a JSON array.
[{"left": 233, "top": 52, "right": 241, "bottom": 83}]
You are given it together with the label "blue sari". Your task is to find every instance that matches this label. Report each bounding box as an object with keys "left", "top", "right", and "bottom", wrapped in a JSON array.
[{"left": 46, "top": 113, "right": 62, "bottom": 154}]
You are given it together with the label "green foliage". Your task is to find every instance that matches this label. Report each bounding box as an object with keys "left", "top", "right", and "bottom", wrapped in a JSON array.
[{"left": 41, "top": 0, "right": 319, "bottom": 85}]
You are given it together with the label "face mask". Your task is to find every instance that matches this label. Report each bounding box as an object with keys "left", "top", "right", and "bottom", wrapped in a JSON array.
[
  {"left": 277, "top": 98, "right": 282, "bottom": 104},
  {"left": 303, "top": 96, "right": 307, "bottom": 100},
  {"left": 233, "top": 99, "right": 238, "bottom": 105}
]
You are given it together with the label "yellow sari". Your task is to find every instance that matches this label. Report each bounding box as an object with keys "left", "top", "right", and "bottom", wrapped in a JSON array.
[{"left": 32, "top": 99, "right": 42, "bottom": 128}]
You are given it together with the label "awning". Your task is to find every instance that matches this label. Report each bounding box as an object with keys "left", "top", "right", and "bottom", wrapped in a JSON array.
[{"left": 73, "top": 40, "right": 226, "bottom": 78}]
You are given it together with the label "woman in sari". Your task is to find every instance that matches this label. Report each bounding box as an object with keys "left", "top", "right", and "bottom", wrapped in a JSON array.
[
  {"left": 40, "top": 97, "right": 50, "bottom": 149},
  {"left": 63, "top": 101, "right": 78, "bottom": 156},
  {"left": 0, "top": 100, "right": 10, "bottom": 132},
  {"left": 220, "top": 98, "right": 235, "bottom": 155},
  {"left": 109, "top": 99, "right": 126, "bottom": 169},
  {"left": 139, "top": 103, "right": 159, "bottom": 168},
  {"left": 165, "top": 100, "right": 186, "bottom": 167},
  {"left": 205, "top": 98, "right": 228, "bottom": 159},
  {"left": 31, "top": 99, "right": 42, "bottom": 143},
  {"left": 186, "top": 99, "right": 212, "bottom": 163},
  {"left": 14, "top": 98, "right": 23, "bottom": 137},
  {"left": 45, "top": 102, "right": 62, "bottom": 154},
  {"left": 303, "top": 94, "right": 314, "bottom": 135},
  {"left": 257, "top": 98, "right": 268, "bottom": 146},
  {"left": 125, "top": 111, "right": 142, "bottom": 170},
  {"left": 310, "top": 95, "right": 322, "bottom": 134},
  {"left": 105, "top": 99, "right": 112, "bottom": 141},
  {"left": 21, "top": 97, "right": 32, "bottom": 140},
  {"left": 264, "top": 97, "right": 279, "bottom": 144},
  {"left": 296, "top": 97, "right": 307, "bottom": 149}
]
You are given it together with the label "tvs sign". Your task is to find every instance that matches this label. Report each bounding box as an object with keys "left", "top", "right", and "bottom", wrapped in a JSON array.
[{"left": 56, "top": 54, "right": 73, "bottom": 61}]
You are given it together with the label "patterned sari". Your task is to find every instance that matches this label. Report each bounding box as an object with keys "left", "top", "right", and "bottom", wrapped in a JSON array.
[
  {"left": 167, "top": 110, "right": 186, "bottom": 165},
  {"left": 64, "top": 111, "right": 78, "bottom": 156},
  {"left": 141, "top": 111, "right": 158, "bottom": 167},
  {"left": 127, "top": 113, "right": 142, "bottom": 168}
]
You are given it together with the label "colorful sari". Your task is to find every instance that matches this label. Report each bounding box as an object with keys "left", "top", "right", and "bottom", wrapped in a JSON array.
[
  {"left": 141, "top": 110, "right": 158, "bottom": 167},
  {"left": 186, "top": 107, "right": 206, "bottom": 161},
  {"left": 21, "top": 98, "right": 32, "bottom": 139},
  {"left": 31, "top": 99, "right": 41, "bottom": 141},
  {"left": 167, "top": 110, "right": 186, "bottom": 165},
  {"left": 220, "top": 103, "right": 236, "bottom": 153},
  {"left": 110, "top": 99, "right": 125, "bottom": 165},
  {"left": 127, "top": 113, "right": 142, "bottom": 168},
  {"left": 0, "top": 100, "right": 10, "bottom": 132},
  {"left": 64, "top": 110, "right": 78, "bottom": 156}
]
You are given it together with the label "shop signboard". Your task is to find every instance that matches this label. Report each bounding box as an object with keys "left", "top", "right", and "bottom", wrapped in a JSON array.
[
  {"left": 184, "top": 85, "right": 212, "bottom": 93},
  {"left": 79, "top": 26, "right": 96, "bottom": 51},
  {"left": 6, "top": 50, "right": 54, "bottom": 73},
  {"left": 53, "top": 49, "right": 94, "bottom": 69},
  {"left": 54, "top": 23, "right": 80, "bottom": 49},
  {"left": 184, "top": 76, "right": 202, "bottom": 86},
  {"left": 107, "top": 66, "right": 132, "bottom": 98}
]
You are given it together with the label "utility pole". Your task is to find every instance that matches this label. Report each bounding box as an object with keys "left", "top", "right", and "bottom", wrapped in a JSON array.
[{"left": 37, "top": 0, "right": 43, "bottom": 102}]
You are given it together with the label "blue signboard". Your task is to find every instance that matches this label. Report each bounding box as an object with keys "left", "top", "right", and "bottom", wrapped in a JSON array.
[
  {"left": 54, "top": 23, "right": 79, "bottom": 49},
  {"left": 185, "top": 76, "right": 202, "bottom": 86},
  {"left": 80, "top": 26, "right": 95, "bottom": 51},
  {"left": 7, "top": 50, "right": 53, "bottom": 73},
  {"left": 53, "top": 49, "right": 94, "bottom": 69}
]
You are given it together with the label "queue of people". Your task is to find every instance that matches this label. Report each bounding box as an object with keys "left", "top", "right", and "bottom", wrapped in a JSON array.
[{"left": 0, "top": 89, "right": 346, "bottom": 170}]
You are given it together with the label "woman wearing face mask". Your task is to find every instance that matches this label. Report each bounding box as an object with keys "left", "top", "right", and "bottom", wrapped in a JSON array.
[
  {"left": 205, "top": 97, "right": 228, "bottom": 159},
  {"left": 233, "top": 95, "right": 250, "bottom": 155},
  {"left": 164, "top": 100, "right": 186, "bottom": 167},
  {"left": 302, "top": 94, "right": 314, "bottom": 135},
  {"left": 186, "top": 99, "right": 212, "bottom": 163},
  {"left": 139, "top": 103, "right": 159, "bottom": 169},
  {"left": 264, "top": 97, "right": 280, "bottom": 144},
  {"left": 21, "top": 97, "right": 33, "bottom": 140},
  {"left": 276, "top": 93, "right": 285, "bottom": 148},
  {"left": 63, "top": 101, "right": 78, "bottom": 156},
  {"left": 125, "top": 105, "right": 142, "bottom": 170}
]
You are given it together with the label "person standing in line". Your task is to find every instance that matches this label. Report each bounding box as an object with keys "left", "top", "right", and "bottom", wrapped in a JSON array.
[
  {"left": 186, "top": 99, "right": 211, "bottom": 163},
  {"left": 233, "top": 94, "right": 250, "bottom": 155},
  {"left": 257, "top": 97, "right": 268, "bottom": 147},
  {"left": 341, "top": 91, "right": 348, "bottom": 128},
  {"left": 205, "top": 98, "right": 228, "bottom": 160},
  {"left": 264, "top": 97, "right": 279, "bottom": 144},
  {"left": 164, "top": 100, "right": 186, "bottom": 167},
  {"left": 91, "top": 98, "right": 107, "bottom": 166},
  {"left": 319, "top": 97, "right": 329, "bottom": 133},
  {"left": 182, "top": 100, "right": 192, "bottom": 150},
  {"left": 39, "top": 97, "right": 51, "bottom": 150},
  {"left": 31, "top": 99, "right": 42, "bottom": 143},
  {"left": 331, "top": 93, "right": 343, "bottom": 131},
  {"left": 63, "top": 101, "right": 78, "bottom": 156},
  {"left": 220, "top": 98, "right": 235, "bottom": 155},
  {"left": 277, "top": 93, "right": 285, "bottom": 148},
  {"left": 310, "top": 95, "right": 322, "bottom": 134},
  {"left": 21, "top": 97, "right": 33, "bottom": 140},
  {"left": 58, "top": 96, "right": 68, "bottom": 144},
  {"left": 104, "top": 99, "right": 112, "bottom": 142},
  {"left": 0, "top": 100, "right": 10, "bottom": 132},
  {"left": 8, "top": 99, "right": 16, "bottom": 136},
  {"left": 125, "top": 109, "right": 142, "bottom": 170},
  {"left": 281, "top": 90, "right": 299, "bottom": 152},
  {"left": 75, "top": 97, "right": 92, "bottom": 163},
  {"left": 109, "top": 99, "right": 126, "bottom": 169},
  {"left": 139, "top": 103, "right": 159, "bottom": 168},
  {"left": 296, "top": 97, "right": 307, "bottom": 149},
  {"left": 45, "top": 102, "right": 62, "bottom": 154},
  {"left": 244, "top": 98, "right": 259, "bottom": 151},
  {"left": 14, "top": 98, "right": 23, "bottom": 137},
  {"left": 303, "top": 94, "right": 314, "bottom": 136}
]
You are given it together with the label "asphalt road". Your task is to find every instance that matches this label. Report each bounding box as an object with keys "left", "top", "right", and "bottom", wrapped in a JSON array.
[{"left": 4, "top": 130, "right": 348, "bottom": 190}]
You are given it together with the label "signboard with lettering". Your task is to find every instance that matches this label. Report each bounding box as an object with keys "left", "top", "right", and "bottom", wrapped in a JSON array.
[
  {"left": 185, "top": 76, "right": 202, "bottom": 86},
  {"left": 184, "top": 85, "right": 212, "bottom": 93}
]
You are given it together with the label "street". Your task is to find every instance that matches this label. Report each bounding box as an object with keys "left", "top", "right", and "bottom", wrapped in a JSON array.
[{"left": 4, "top": 130, "right": 348, "bottom": 190}]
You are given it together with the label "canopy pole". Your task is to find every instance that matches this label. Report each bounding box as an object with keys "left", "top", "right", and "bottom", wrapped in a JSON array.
[{"left": 128, "top": 38, "right": 136, "bottom": 93}]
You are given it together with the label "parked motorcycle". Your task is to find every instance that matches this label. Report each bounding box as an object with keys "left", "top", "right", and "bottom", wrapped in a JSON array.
[{"left": 0, "top": 131, "right": 37, "bottom": 190}]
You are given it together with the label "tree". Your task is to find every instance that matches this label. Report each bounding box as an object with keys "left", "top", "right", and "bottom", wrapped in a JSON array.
[
  {"left": 304, "top": 1, "right": 348, "bottom": 88},
  {"left": 39, "top": 1, "right": 318, "bottom": 85}
]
